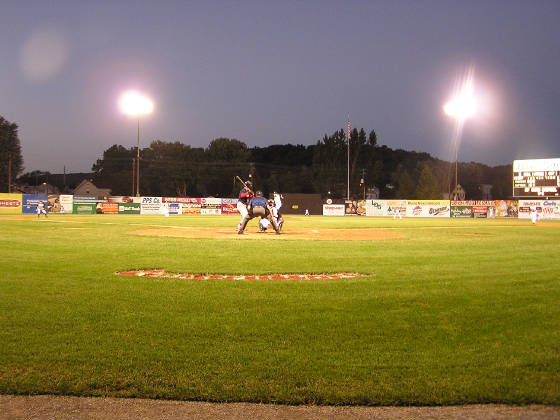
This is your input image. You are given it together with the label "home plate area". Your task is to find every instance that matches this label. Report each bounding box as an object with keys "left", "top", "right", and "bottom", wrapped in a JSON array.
[{"left": 116, "top": 270, "right": 364, "bottom": 280}]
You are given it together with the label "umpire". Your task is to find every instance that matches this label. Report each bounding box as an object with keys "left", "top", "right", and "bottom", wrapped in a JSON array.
[{"left": 238, "top": 191, "right": 281, "bottom": 235}]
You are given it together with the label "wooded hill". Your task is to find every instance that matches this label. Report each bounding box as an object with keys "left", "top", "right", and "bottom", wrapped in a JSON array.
[{"left": 22, "top": 128, "right": 512, "bottom": 200}]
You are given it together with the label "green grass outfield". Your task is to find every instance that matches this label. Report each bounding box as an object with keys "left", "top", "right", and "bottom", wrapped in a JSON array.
[{"left": 0, "top": 214, "right": 559, "bottom": 405}]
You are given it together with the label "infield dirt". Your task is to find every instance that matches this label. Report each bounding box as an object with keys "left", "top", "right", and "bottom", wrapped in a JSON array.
[
  {"left": 130, "top": 226, "right": 403, "bottom": 240},
  {"left": 2, "top": 396, "right": 559, "bottom": 420}
]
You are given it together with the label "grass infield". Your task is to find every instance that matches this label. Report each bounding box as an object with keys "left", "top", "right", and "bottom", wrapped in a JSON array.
[{"left": 0, "top": 214, "right": 559, "bottom": 405}]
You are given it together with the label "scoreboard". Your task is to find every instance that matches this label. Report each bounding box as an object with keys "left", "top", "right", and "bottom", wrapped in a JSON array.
[{"left": 513, "top": 158, "right": 560, "bottom": 197}]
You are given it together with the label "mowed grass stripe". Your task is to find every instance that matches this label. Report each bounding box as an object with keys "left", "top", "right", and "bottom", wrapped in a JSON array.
[{"left": 0, "top": 215, "right": 558, "bottom": 405}]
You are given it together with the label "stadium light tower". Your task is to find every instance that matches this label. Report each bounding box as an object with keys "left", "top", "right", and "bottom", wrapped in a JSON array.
[
  {"left": 119, "top": 90, "right": 153, "bottom": 196},
  {"left": 443, "top": 66, "right": 476, "bottom": 199}
]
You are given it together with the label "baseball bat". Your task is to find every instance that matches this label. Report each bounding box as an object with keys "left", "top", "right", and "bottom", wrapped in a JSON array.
[{"left": 236, "top": 176, "right": 252, "bottom": 190}]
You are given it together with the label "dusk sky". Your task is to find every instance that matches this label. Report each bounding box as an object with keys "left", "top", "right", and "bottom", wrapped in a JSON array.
[{"left": 1, "top": 1, "right": 559, "bottom": 174}]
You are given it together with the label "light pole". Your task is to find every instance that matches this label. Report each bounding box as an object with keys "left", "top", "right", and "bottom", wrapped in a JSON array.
[
  {"left": 119, "top": 91, "right": 153, "bottom": 197},
  {"left": 444, "top": 67, "right": 476, "bottom": 199}
]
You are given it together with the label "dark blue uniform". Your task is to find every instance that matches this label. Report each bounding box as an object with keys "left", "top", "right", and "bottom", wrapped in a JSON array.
[{"left": 249, "top": 196, "right": 268, "bottom": 208}]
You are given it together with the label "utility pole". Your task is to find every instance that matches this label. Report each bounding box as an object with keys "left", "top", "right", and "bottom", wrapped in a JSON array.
[
  {"left": 136, "top": 118, "right": 140, "bottom": 197},
  {"left": 347, "top": 114, "right": 351, "bottom": 200},
  {"left": 361, "top": 169, "right": 366, "bottom": 200},
  {"left": 132, "top": 158, "right": 136, "bottom": 196},
  {"left": 8, "top": 158, "right": 11, "bottom": 193}
]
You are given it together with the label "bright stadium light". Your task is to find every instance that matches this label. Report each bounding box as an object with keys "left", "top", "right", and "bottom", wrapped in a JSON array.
[
  {"left": 119, "top": 90, "right": 153, "bottom": 197},
  {"left": 444, "top": 66, "right": 477, "bottom": 199},
  {"left": 444, "top": 77, "right": 476, "bottom": 121},
  {"left": 120, "top": 91, "right": 154, "bottom": 116}
]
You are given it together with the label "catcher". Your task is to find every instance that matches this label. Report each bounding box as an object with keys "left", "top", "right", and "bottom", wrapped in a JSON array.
[
  {"left": 238, "top": 191, "right": 281, "bottom": 235},
  {"left": 259, "top": 197, "right": 283, "bottom": 232}
]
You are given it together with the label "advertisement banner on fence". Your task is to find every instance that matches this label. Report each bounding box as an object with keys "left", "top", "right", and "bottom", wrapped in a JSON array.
[
  {"left": 73, "top": 203, "right": 96, "bottom": 214},
  {"left": 46, "top": 194, "right": 63, "bottom": 213},
  {"left": 406, "top": 200, "right": 450, "bottom": 217},
  {"left": 365, "top": 200, "right": 378, "bottom": 217},
  {"left": 366, "top": 200, "right": 407, "bottom": 217},
  {"left": 221, "top": 198, "right": 239, "bottom": 215},
  {"left": 366, "top": 200, "right": 385, "bottom": 217},
  {"left": 118, "top": 202, "right": 140, "bottom": 214},
  {"left": 22, "top": 194, "right": 48, "bottom": 214},
  {"left": 108, "top": 196, "right": 135, "bottom": 204},
  {"left": 58, "top": 194, "right": 73, "bottom": 213},
  {"left": 0, "top": 193, "right": 22, "bottom": 214},
  {"left": 451, "top": 201, "right": 496, "bottom": 218},
  {"left": 168, "top": 203, "right": 181, "bottom": 215},
  {"left": 163, "top": 197, "right": 200, "bottom": 204},
  {"left": 201, "top": 197, "right": 222, "bottom": 215},
  {"left": 182, "top": 200, "right": 201, "bottom": 215},
  {"left": 73, "top": 195, "right": 97, "bottom": 203},
  {"left": 472, "top": 206, "right": 489, "bottom": 218},
  {"left": 495, "top": 200, "right": 518, "bottom": 218},
  {"left": 387, "top": 200, "right": 407, "bottom": 218},
  {"left": 519, "top": 200, "right": 560, "bottom": 220},
  {"left": 101, "top": 203, "right": 119, "bottom": 214},
  {"left": 518, "top": 200, "right": 542, "bottom": 220},
  {"left": 539, "top": 200, "right": 560, "bottom": 219},
  {"left": 451, "top": 205, "right": 473, "bottom": 218},
  {"left": 345, "top": 200, "right": 366, "bottom": 215},
  {"left": 140, "top": 196, "right": 163, "bottom": 215},
  {"left": 540, "top": 200, "right": 560, "bottom": 219},
  {"left": 323, "top": 204, "right": 345, "bottom": 216}
]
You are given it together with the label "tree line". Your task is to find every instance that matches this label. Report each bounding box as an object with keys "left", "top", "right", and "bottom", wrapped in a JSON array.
[
  {"left": 89, "top": 129, "right": 512, "bottom": 200},
  {"left": 3, "top": 110, "right": 511, "bottom": 199}
]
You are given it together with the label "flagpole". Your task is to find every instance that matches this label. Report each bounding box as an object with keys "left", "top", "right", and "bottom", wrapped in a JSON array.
[{"left": 347, "top": 113, "right": 350, "bottom": 200}]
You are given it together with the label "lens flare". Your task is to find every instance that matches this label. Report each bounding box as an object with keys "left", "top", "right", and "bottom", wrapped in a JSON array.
[{"left": 20, "top": 28, "right": 69, "bottom": 82}]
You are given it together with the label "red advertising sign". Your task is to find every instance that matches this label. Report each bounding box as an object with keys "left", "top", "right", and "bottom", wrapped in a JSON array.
[{"left": 221, "top": 203, "right": 239, "bottom": 214}]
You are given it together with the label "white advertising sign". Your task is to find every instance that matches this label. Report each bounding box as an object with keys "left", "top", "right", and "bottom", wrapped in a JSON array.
[
  {"left": 518, "top": 199, "right": 560, "bottom": 220},
  {"left": 540, "top": 200, "right": 560, "bottom": 219},
  {"left": 322, "top": 204, "right": 345, "bottom": 216},
  {"left": 366, "top": 200, "right": 385, "bottom": 217},
  {"left": 366, "top": 200, "right": 407, "bottom": 217},
  {"left": 406, "top": 200, "right": 450, "bottom": 218},
  {"left": 59, "top": 195, "right": 73, "bottom": 214},
  {"left": 140, "top": 196, "right": 163, "bottom": 215},
  {"left": 201, "top": 197, "right": 222, "bottom": 215}
]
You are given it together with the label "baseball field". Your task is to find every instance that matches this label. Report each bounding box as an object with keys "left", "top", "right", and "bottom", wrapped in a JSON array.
[{"left": 0, "top": 214, "right": 559, "bottom": 406}]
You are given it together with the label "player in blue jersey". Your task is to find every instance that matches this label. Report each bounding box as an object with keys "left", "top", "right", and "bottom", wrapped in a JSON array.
[{"left": 238, "top": 191, "right": 281, "bottom": 234}]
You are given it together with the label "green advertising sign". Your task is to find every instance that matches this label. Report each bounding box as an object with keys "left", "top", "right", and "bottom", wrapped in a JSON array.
[
  {"left": 73, "top": 203, "right": 96, "bottom": 214},
  {"left": 451, "top": 206, "right": 473, "bottom": 218},
  {"left": 118, "top": 202, "right": 141, "bottom": 214}
]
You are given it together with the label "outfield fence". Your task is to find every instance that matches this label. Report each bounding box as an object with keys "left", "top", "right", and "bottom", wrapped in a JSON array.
[{"left": 1, "top": 193, "right": 560, "bottom": 219}]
